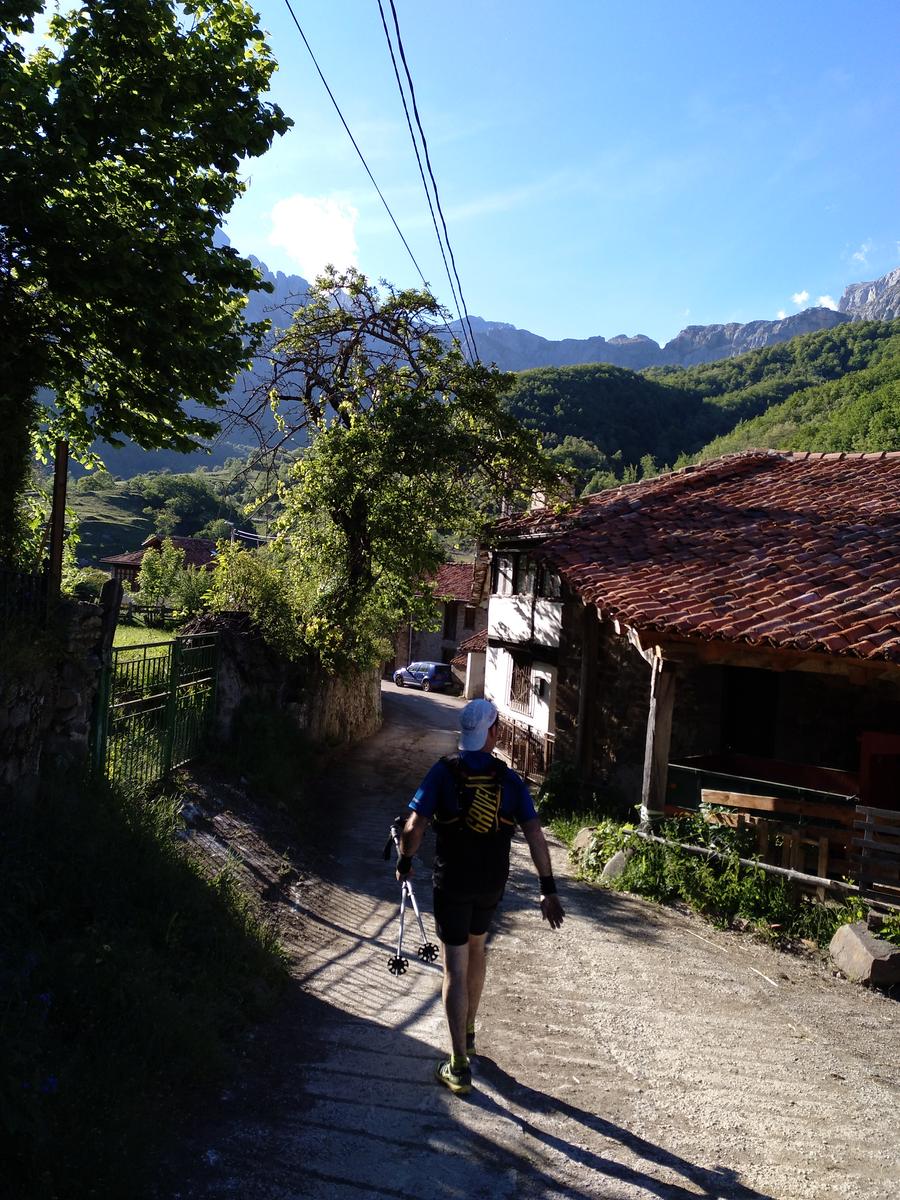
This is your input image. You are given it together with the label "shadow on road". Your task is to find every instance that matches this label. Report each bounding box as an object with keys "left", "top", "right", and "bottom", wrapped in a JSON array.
[{"left": 472, "top": 1055, "right": 774, "bottom": 1200}]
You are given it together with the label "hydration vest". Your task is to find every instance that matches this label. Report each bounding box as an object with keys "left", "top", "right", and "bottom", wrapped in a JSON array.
[{"left": 432, "top": 754, "right": 516, "bottom": 892}]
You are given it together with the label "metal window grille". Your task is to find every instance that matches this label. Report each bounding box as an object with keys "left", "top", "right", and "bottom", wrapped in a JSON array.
[{"left": 509, "top": 659, "right": 531, "bottom": 713}]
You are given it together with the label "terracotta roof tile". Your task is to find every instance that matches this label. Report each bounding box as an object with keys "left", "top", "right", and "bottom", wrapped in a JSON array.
[
  {"left": 429, "top": 562, "right": 476, "bottom": 601},
  {"left": 494, "top": 451, "right": 900, "bottom": 664}
]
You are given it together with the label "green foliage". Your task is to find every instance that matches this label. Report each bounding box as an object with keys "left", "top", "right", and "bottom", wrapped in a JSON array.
[
  {"left": 1, "top": 0, "right": 290, "bottom": 551},
  {"left": 205, "top": 541, "right": 307, "bottom": 661},
  {"left": 502, "top": 320, "right": 900, "bottom": 488},
  {"left": 0, "top": 772, "right": 286, "bottom": 1198},
  {"left": 132, "top": 471, "right": 244, "bottom": 537},
  {"left": 65, "top": 565, "right": 109, "bottom": 601},
  {"left": 577, "top": 813, "right": 877, "bottom": 949},
  {"left": 696, "top": 347, "right": 900, "bottom": 458},
  {"left": 879, "top": 913, "right": 900, "bottom": 947},
  {"left": 269, "top": 269, "right": 561, "bottom": 670},
  {"left": 134, "top": 537, "right": 187, "bottom": 609},
  {"left": 503, "top": 362, "right": 701, "bottom": 481}
]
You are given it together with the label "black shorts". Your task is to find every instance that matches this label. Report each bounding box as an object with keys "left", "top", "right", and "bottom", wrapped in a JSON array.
[{"left": 433, "top": 884, "right": 505, "bottom": 946}]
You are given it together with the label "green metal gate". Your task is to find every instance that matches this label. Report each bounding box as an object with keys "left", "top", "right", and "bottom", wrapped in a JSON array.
[{"left": 92, "top": 634, "right": 219, "bottom": 785}]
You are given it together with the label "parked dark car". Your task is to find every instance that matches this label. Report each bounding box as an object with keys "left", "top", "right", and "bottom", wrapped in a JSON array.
[{"left": 392, "top": 661, "right": 458, "bottom": 693}]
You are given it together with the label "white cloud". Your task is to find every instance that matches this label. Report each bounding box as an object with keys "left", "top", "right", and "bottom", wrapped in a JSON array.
[
  {"left": 791, "top": 290, "right": 809, "bottom": 305},
  {"left": 817, "top": 294, "right": 839, "bottom": 310},
  {"left": 267, "top": 194, "right": 359, "bottom": 279},
  {"left": 851, "top": 239, "right": 873, "bottom": 265},
  {"left": 777, "top": 309, "right": 787, "bottom": 320}
]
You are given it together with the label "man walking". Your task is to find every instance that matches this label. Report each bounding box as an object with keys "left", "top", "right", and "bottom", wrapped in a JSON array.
[{"left": 395, "top": 698, "right": 564, "bottom": 1095}]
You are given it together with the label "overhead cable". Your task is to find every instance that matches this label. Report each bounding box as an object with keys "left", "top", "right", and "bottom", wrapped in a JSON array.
[
  {"left": 383, "top": 0, "right": 480, "bottom": 362},
  {"left": 280, "top": 0, "right": 465, "bottom": 353},
  {"left": 376, "top": 0, "right": 475, "bottom": 361}
]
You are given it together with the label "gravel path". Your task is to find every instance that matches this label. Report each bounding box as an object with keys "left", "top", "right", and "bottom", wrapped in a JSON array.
[{"left": 158, "top": 685, "right": 899, "bottom": 1200}]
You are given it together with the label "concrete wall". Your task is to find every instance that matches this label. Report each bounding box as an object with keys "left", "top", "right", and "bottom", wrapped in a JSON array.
[
  {"left": 464, "top": 651, "right": 486, "bottom": 699},
  {"left": 488, "top": 595, "right": 563, "bottom": 646},
  {"left": 486, "top": 645, "right": 557, "bottom": 734}
]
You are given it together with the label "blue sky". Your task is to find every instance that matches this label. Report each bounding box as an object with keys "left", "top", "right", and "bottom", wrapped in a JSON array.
[
  {"left": 222, "top": 0, "right": 899, "bottom": 344},
  {"left": 25, "top": 1, "right": 900, "bottom": 345}
]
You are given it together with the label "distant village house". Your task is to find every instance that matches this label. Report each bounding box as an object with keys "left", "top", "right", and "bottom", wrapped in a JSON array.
[{"left": 99, "top": 535, "right": 217, "bottom": 587}]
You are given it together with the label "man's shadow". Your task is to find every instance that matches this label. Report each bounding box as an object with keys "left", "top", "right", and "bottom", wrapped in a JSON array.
[{"left": 470, "top": 1056, "right": 773, "bottom": 1200}]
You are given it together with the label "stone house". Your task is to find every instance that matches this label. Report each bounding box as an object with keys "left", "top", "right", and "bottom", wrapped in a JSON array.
[
  {"left": 390, "top": 561, "right": 487, "bottom": 673},
  {"left": 480, "top": 451, "right": 900, "bottom": 885},
  {"left": 99, "top": 535, "right": 217, "bottom": 587}
]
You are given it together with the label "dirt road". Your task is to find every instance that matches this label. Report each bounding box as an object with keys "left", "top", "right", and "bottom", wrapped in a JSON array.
[{"left": 159, "top": 685, "right": 899, "bottom": 1200}]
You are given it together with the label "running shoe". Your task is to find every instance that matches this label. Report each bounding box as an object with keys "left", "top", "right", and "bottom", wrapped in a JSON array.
[{"left": 435, "top": 1058, "right": 472, "bottom": 1095}]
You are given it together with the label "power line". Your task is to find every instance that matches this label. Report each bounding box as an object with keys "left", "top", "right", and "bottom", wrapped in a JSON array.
[
  {"left": 281, "top": 0, "right": 429, "bottom": 290},
  {"left": 280, "top": 0, "right": 469, "bottom": 356},
  {"left": 383, "top": 0, "right": 480, "bottom": 362},
  {"left": 375, "top": 0, "right": 476, "bottom": 361}
]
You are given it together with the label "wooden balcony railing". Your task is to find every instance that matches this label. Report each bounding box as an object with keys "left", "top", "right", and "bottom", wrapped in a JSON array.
[{"left": 495, "top": 715, "right": 555, "bottom": 783}]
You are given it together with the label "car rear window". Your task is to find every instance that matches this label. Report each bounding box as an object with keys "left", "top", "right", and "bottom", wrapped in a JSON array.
[{"left": 432, "top": 665, "right": 452, "bottom": 678}]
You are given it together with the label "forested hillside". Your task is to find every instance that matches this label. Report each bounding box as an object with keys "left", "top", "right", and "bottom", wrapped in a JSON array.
[
  {"left": 77, "top": 319, "right": 900, "bottom": 563},
  {"left": 503, "top": 319, "right": 900, "bottom": 490}
]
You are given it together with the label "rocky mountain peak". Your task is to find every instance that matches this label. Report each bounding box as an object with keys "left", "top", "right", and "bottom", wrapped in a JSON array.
[{"left": 839, "top": 268, "right": 900, "bottom": 321}]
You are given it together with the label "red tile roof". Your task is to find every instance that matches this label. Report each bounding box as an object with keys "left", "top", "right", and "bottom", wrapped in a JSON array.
[
  {"left": 100, "top": 536, "right": 217, "bottom": 571},
  {"left": 451, "top": 629, "right": 487, "bottom": 669},
  {"left": 430, "top": 561, "right": 476, "bottom": 602},
  {"left": 496, "top": 451, "right": 900, "bottom": 663},
  {"left": 457, "top": 629, "right": 488, "bottom": 654}
]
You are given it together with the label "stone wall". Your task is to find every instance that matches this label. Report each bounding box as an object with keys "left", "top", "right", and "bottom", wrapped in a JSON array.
[
  {"left": 192, "top": 615, "right": 382, "bottom": 747},
  {"left": 0, "top": 589, "right": 116, "bottom": 796}
]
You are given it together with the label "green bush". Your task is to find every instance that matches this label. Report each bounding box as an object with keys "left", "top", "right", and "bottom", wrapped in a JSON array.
[{"left": 0, "top": 773, "right": 287, "bottom": 1198}]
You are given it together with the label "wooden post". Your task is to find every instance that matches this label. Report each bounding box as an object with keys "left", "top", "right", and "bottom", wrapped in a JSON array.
[
  {"left": 575, "top": 604, "right": 599, "bottom": 785},
  {"left": 640, "top": 656, "right": 677, "bottom": 826},
  {"left": 46, "top": 439, "right": 69, "bottom": 612}
]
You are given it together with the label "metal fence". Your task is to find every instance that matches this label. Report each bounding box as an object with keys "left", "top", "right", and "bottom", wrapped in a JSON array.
[{"left": 92, "top": 634, "right": 219, "bottom": 786}]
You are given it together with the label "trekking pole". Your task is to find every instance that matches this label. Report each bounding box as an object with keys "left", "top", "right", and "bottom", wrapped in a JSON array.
[{"left": 383, "top": 817, "right": 439, "bottom": 975}]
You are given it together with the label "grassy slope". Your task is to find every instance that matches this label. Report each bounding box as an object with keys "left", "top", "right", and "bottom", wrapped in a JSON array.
[{"left": 71, "top": 488, "right": 153, "bottom": 566}]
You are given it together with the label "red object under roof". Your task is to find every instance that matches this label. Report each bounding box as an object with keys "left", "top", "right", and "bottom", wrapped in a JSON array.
[{"left": 496, "top": 451, "right": 900, "bottom": 663}]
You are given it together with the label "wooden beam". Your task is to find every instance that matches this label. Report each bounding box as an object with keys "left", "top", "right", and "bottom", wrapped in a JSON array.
[
  {"left": 627, "top": 629, "right": 900, "bottom": 683},
  {"left": 575, "top": 603, "right": 599, "bottom": 782},
  {"left": 640, "top": 656, "right": 677, "bottom": 825}
]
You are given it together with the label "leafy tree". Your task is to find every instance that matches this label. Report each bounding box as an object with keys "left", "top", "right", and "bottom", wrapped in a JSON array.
[
  {"left": 258, "top": 269, "right": 561, "bottom": 669},
  {"left": 205, "top": 541, "right": 303, "bottom": 660},
  {"left": 132, "top": 472, "right": 243, "bottom": 536},
  {"left": 0, "top": 0, "right": 290, "bottom": 558},
  {"left": 134, "top": 538, "right": 186, "bottom": 610}
]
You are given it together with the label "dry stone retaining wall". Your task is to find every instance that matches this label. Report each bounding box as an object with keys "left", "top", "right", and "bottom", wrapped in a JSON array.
[
  {"left": 187, "top": 614, "right": 381, "bottom": 747},
  {"left": 0, "top": 598, "right": 110, "bottom": 795}
]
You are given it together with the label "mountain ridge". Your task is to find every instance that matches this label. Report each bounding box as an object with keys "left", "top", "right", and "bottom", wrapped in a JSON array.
[{"left": 238, "top": 247, "right": 900, "bottom": 373}]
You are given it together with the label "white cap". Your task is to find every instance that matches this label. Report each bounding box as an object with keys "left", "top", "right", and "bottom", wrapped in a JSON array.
[{"left": 459, "top": 698, "right": 499, "bottom": 752}]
